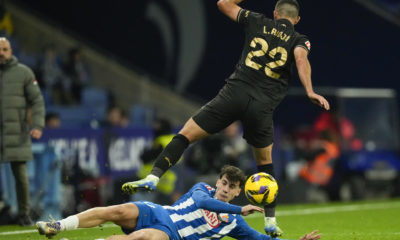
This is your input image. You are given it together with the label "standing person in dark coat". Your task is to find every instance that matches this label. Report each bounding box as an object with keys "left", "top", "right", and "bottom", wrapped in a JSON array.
[{"left": 0, "top": 37, "right": 45, "bottom": 226}]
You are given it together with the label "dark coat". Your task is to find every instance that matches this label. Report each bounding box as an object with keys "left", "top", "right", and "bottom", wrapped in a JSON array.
[{"left": 0, "top": 56, "right": 45, "bottom": 162}]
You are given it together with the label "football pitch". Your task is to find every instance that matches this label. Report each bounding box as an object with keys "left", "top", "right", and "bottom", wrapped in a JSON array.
[{"left": 1, "top": 198, "right": 399, "bottom": 240}]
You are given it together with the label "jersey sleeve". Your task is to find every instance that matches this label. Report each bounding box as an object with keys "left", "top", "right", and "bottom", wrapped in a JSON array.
[
  {"left": 191, "top": 184, "right": 242, "bottom": 214},
  {"left": 237, "top": 9, "right": 265, "bottom": 27},
  {"left": 294, "top": 34, "right": 311, "bottom": 54},
  {"left": 227, "top": 216, "right": 271, "bottom": 240}
]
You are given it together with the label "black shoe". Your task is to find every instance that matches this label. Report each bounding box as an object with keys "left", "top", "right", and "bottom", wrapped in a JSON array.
[
  {"left": 0, "top": 206, "right": 14, "bottom": 225},
  {"left": 17, "top": 215, "right": 33, "bottom": 226}
]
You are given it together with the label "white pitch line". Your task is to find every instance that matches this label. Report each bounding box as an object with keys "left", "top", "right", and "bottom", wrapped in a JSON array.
[
  {"left": 277, "top": 201, "right": 400, "bottom": 216},
  {"left": 246, "top": 201, "right": 400, "bottom": 219},
  {"left": 0, "top": 223, "right": 117, "bottom": 236},
  {"left": 0, "top": 229, "right": 37, "bottom": 235}
]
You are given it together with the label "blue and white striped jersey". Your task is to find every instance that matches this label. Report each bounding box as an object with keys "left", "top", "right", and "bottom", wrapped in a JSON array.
[{"left": 163, "top": 182, "right": 270, "bottom": 240}]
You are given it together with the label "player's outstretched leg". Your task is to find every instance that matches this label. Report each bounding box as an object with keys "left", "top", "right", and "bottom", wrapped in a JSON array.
[
  {"left": 121, "top": 174, "right": 159, "bottom": 194},
  {"left": 264, "top": 217, "right": 283, "bottom": 237},
  {"left": 122, "top": 133, "right": 191, "bottom": 194},
  {"left": 36, "top": 221, "right": 61, "bottom": 239}
]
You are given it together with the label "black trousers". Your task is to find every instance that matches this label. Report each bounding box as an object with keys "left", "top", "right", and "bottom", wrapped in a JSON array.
[{"left": 10, "top": 161, "right": 30, "bottom": 216}]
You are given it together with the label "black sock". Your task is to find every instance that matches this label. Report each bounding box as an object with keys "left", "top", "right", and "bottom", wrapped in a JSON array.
[
  {"left": 257, "top": 163, "right": 275, "bottom": 176},
  {"left": 258, "top": 163, "right": 276, "bottom": 218},
  {"left": 151, "top": 134, "right": 189, "bottom": 178}
]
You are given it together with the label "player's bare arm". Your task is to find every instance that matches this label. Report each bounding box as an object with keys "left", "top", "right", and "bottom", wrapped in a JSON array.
[
  {"left": 241, "top": 204, "right": 264, "bottom": 216},
  {"left": 298, "top": 230, "right": 321, "bottom": 240},
  {"left": 217, "top": 0, "right": 243, "bottom": 21},
  {"left": 294, "top": 47, "right": 330, "bottom": 110}
]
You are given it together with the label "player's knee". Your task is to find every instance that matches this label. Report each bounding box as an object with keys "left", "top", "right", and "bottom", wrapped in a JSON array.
[
  {"left": 179, "top": 118, "right": 209, "bottom": 142},
  {"left": 113, "top": 205, "right": 126, "bottom": 216},
  {"left": 105, "top": 204, "right": 129, "bottom": 220}
]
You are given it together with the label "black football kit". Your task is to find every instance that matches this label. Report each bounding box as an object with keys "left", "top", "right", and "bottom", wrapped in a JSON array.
[{"left": 193, "top": 9, "right": 311, "bottom": 148}]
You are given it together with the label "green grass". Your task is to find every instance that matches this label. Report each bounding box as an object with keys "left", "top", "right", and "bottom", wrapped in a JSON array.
[{"left": 1, "top": 198, "right": 399, "bottom": 240}]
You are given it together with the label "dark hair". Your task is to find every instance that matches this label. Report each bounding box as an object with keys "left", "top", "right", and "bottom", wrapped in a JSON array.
[
  {"left": 219, "top": 165, "right": 246, "bottom": 187},
  {"left": 275, "top": 0, "right": 300, "bottom": 18}
]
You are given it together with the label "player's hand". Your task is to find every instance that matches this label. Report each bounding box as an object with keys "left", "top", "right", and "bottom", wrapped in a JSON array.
[
  {"left": 30, "top": 129, "right": 42, "bottom": 139},
  {"left": 298, "top": 230, "right": 321, "bottom": 240},
  {"left": 308, "top": 92, "right": 330, "bottom": 110},
  {"left": 241, "top": 204, "right": 264, "bottom": 216}
]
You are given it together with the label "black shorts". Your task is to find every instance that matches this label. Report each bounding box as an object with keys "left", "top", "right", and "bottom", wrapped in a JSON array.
[{"left": 193, "top": 83, "right": 275, "bottom": 148}]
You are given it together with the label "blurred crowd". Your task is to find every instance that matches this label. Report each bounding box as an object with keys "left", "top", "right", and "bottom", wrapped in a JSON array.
[{"left": 36, "top": 44, "right": 91, "bottom": 106}]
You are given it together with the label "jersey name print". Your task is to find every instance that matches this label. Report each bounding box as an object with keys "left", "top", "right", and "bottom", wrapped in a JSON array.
[
  {"left": 228, "top": 9, "right": 310, "bottom": 104},
  {"left": 263, "top": 26, "right": 291, "bottom": 42}
]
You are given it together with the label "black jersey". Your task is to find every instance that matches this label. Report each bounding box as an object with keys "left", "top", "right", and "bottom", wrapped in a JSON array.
[{"left": 228, "top": 9, "right": 311, "bottom": 104}]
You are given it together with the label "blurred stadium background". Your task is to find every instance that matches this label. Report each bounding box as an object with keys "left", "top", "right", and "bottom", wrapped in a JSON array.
[{"left": 0, "top": 0, "right": 399, "bottom": 227}]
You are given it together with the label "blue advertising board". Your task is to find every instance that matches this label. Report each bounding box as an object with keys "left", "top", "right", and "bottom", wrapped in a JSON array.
[{"left": 34, "top": 128, "right": 154, "bottom": 178}]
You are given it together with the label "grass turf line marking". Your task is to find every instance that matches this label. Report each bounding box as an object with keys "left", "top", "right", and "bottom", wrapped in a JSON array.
[
  {"left": 246, "top": 201, "right": 400, "bottom": 219},
  {"left": 0, "top": 223, "right": 117, "bottom": 236},
  {"left": 0, "top": 229, "right": 37, "bottom": 235}
]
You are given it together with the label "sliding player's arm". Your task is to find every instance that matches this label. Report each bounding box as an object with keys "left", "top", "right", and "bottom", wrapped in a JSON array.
[
  {"left": 228, "top": 216, "right": 272, "bottom": 240},
  {"left": 230, "top": 218, "right": 321, "bottom": 240},
  {"left": 192, "top": 190, "right": 263, "bottom": 215},
  {"left": 217, "top": 0, "right": 243, "bottom": 22}
]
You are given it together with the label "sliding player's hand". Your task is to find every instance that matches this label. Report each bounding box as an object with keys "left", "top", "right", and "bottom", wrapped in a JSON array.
[
  {"left": 241, "top": 204, "right": 264, "bottom": 216},
  {"left": 298, "top": 230, "right": 321, "bottom": 240}
]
